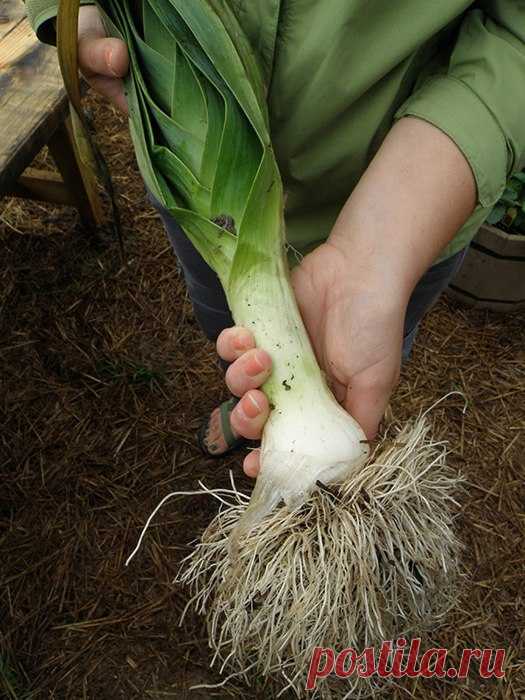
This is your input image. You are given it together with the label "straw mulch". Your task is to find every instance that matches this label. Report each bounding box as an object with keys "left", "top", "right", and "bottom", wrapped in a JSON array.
[{"left": 1, "top": 93, "right": 524, "bottom": 699}]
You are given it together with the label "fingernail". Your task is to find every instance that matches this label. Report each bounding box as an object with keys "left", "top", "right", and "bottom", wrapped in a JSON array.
[
  {"left": 233, "top": 332, "right": 250, "bottom": 351},
  {"left": 233, "top": 394, "right": 261, "bottom": 420},
  {"left": 243, "top": 393, "right": 261, "bottom": 419},
  {"left": 107, "top": 48, "right": 118, "bottom": 77},
  {"left": 246, "top": 352, "right": 268, "bottom": 377}
]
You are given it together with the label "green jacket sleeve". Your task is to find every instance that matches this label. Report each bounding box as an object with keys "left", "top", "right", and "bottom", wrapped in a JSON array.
[
  {"left": 24, "top": 0, "right": 94, "bottom": 44},
  {"left": 395, "top": 2, "right": 525, "bottom": 211}
]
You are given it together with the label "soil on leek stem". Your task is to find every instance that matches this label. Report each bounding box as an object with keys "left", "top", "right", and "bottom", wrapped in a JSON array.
[{"left": 1, "top": 90, "right": 524, "bottom": 699}]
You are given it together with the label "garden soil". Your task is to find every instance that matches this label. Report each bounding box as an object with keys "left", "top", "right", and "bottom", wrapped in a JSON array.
[{"left": 1, "top": 94, "right": 524, "bottom": 699}]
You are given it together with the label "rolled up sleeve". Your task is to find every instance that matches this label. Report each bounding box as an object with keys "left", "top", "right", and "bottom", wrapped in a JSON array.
[{"left": 395, "top": 4, "right": 525, "bottom": 210}]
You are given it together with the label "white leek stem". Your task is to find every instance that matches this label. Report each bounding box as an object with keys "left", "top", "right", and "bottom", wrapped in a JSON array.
[{"left": 227, "top": 247, "right": 369, "bottom": 538}]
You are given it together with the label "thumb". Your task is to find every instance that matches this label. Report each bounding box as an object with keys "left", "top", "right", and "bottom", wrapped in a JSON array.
[
  {"left": 346, "top": 394, "right": 386, "bottom": 442},
  {"left": 344, "top": 374, "right": 395, "bottom": 440},
  {"left": 78, "top": 36, "right": 129, "bottom": 79}
]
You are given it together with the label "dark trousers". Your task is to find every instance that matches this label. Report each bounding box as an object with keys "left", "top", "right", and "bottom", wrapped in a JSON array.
[{"left": 154, "top": 202, "right": 466, "bottom": 360}]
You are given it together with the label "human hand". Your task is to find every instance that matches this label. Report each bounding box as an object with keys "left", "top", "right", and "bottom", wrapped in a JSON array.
[
  {"left": 217, "top": 240, "right": 407, "bottom": 478},
  {"left": 76, "top": 6, "right": 129, "bottom": 113},
  {"left": 214, "top": 116, "right": 477, "bottom": 480},
  {"left": 291, "top": 240, "right": 405, "bottom": 437}
]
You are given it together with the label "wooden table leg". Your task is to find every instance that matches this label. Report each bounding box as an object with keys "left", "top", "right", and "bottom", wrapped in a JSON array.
[{"left": 47, "top": 114, "right": 104, "bottom": 227}]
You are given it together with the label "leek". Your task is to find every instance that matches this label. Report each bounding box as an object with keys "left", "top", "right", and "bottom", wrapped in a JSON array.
[
  {"left": 58, "top": 0, "right": 369, "bottom": 536},
  {"left": 57, "top": 3, "right": 462, "bottom": 696}
]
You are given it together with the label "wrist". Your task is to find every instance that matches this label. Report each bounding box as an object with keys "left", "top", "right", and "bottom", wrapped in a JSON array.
[
  {"left": 327, "top": 116, "right": 476, "bottom": 305},
  {"left": 327, "top": 224, "right": 415, "bottom": 310}
]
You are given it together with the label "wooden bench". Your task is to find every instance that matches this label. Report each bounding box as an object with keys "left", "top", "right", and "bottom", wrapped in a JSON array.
[{"left": 0, "top": 0, "right": 102, "bottom": 226}]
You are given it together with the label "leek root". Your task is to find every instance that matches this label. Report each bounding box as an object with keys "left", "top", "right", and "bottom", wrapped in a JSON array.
[{"left": 178, "top": 418, "right": 462, "bottom": 697}]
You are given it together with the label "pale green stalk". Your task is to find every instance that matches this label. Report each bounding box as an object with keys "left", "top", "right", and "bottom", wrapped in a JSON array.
[{"left": 57, "top": 0, "right": 369, "bottom": 536}]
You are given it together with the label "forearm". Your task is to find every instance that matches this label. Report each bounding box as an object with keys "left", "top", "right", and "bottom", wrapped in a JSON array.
[{"left": 329, "top": 116, "right": 477, "bottom": 305}]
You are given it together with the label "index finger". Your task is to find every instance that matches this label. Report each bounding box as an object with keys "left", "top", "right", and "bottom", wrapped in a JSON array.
[{"left": 216, "top": 327, "right": 256, "bottom": 363}]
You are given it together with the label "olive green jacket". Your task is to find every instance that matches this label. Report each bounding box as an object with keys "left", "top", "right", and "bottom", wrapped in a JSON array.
[{"left": 25, "top": 0, "right": 525, "bottom": 260}]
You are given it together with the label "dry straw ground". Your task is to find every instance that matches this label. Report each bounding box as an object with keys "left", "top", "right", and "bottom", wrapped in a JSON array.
[{"left": 1, "top": 95, "right": 524, "bottom": 699}]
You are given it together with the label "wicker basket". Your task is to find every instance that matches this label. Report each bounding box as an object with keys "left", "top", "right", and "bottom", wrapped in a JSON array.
[{"left": 448, "top": 223, "right": 525, "bottom": 312}]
